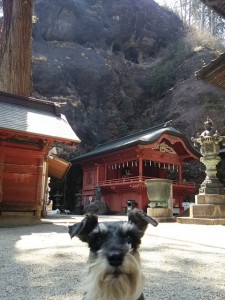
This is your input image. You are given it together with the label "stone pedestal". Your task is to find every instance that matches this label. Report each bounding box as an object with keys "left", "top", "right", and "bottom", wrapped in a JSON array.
[
  {"left": 190, "top": 203, "right": 225, "bottom": 218},
  {"left": 189, "top": 193, "right": 225, "bottom": 219},
  {"left": 195, "top": 194, "right": 225, "bottom": 205},
  {"left": 147, "top": 207, "right": 172, "bottom": 218},
  {"left": 145, "top": 179, "right": 174, "bottom": 221},
  {"left": 177, "top": 196, "right": 225, "bottom": 225}
]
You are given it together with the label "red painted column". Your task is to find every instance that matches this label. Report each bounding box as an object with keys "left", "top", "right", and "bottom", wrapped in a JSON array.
[
  {"left": 0, "top": 145, "right": 4, "bottom": 202},
  {"left": 178, "top": 163, "right": 182, "bottom": 182},
  {"left": 138, "top": 157, "right": 143, "bottom": 177},
  {"left": 36, "top": 157, "right": 44, "bottom": 217},
  {"left": 96, "top": 164, "right": 99, "bottom": 184},
  {"left": 138, "top": 156, "right": 143, "bottom": 210}
]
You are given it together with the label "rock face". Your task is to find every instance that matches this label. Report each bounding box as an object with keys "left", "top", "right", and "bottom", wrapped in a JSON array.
[{"left": 32, "top": 0, "right": 225, "bottom": 155}]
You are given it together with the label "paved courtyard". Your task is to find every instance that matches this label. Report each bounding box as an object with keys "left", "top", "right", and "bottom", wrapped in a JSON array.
[{"left": 0, "top": 215, "right": 225, "bottom": 300}]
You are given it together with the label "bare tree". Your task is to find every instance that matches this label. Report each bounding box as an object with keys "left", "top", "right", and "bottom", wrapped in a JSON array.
[
  {"left": 0, "top": 0, "right": 34, "bottom": 96},
  {"left": 200, "top": 2, "right": 205, "bottom": 30}
]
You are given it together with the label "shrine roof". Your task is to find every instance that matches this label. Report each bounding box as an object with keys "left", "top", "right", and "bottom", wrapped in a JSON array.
[
  {"left": 199, "top": 0, "right": 225, "bottom": 19},
  {"left": 196, "top": 51, "right": 225, "bottom": 90},
  {"left": 196, "top": 1, "right": 225, "bottom": 90},
  {"left": 0, "top": 91, "right": 80, "bottom": 144},
  {"left": 71, "top": 122, "right": 200, "bottom": 162}
]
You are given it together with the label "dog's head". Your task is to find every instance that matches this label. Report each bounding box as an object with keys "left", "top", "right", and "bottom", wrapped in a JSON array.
[{"left": 68, "top": 209, "right": 157, "bottom": 266}]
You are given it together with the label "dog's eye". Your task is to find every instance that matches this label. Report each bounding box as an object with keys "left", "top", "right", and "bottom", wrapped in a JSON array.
[
  {"left": 126, "top": 234, "right": 132, "bottom": 243},
  {"left": 96, "top": 235, "right": 105, "bottom": 241},
  {"left": 94, "top": 232, "right": 107, "bottom": 243},
  {"left": 88, "top": 232, "right": 107, "bottom": 252}
]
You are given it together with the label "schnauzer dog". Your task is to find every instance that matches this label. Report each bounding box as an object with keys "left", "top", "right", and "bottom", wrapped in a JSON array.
[{"left": 68, "top": 209, "right": 158, "bottom": 300}]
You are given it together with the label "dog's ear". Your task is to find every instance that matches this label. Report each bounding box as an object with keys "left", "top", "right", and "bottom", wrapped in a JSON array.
[
  {"left": 68, "top": 214, "right": 98, "bottom": 242},
  {"left": 128, "top": 209, "right": 158, "bottom": 236}
]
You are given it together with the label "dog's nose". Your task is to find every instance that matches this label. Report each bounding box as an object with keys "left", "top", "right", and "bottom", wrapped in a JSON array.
[{"left": 107, "top": 252, "right": 124, "bottom": 266}]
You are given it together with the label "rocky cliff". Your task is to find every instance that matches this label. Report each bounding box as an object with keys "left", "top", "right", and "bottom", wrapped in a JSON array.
[{"left": 32, "top": 0, "right": 225, "bottom": 157}]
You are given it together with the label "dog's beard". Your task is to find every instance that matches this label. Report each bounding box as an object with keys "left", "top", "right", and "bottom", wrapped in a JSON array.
[{"left": 83, "top": 251, "right": 144, "bottom": 300}]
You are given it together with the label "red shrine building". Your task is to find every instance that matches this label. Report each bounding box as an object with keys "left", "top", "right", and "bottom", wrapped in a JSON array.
[
  {"left": 71, "top": 122, "right": 200, "bottom": 214},
  {"left": 0, "top": 91, "right": 80, "bottom": 225}
]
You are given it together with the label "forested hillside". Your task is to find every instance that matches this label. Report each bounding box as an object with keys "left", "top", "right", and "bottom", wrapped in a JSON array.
[
  {"left": 32, "top": 0, "right": 225, "bottom": 159},
  {"left": 30, "top": 0, "right": 225, "bottom": 198}
]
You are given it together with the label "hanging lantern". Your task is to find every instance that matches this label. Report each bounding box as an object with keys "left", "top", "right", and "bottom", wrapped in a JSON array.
[
  {"left": 144, "top": 161, "right": 146, "bottom": 166},
  {"left": 123, "top": 162, "right": 125, "bottom": 168},
  {"left": 118, "top": 164, "right": 120, "bottom": 169},
  {"left": 132, "top": 161, "right": 134, "bottom": 167},
  {"left": 149, "top": 161, "right": 152, "bottom": 166},
  {"left": 127, "top": 161, "right": 129, "bottom": 167},
  {"left": 114, "top": 164, "right": 117, "bottom": 169}
]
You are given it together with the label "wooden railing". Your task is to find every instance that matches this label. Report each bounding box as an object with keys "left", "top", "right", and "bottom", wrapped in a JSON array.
[{"left": 98, "top": 176, "right": 196, "bottom": 188}]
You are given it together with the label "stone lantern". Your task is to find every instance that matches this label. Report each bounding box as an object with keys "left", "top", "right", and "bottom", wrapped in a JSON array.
[{"left": 190, "top": 117, "right": 225, "bottom": 223}]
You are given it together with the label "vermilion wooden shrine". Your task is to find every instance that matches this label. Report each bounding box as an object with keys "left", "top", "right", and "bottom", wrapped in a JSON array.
[
  {"left": 71, "top": 123, "right": 200, "bottom": 214},
  {"left": 0, "top": 91, "right": 80, "bottom": 225}
]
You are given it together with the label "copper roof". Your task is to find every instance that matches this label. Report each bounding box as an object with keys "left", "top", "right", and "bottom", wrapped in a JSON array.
[
  {"left": 71, "top": 122, "right": 200, "bottom": 163},
  {"left": 196, "top": 51, "right": 225, "bottom": 88},
  {"left": 200, "top": 1, "right": 225, "bottom": 19},
  {"left": 196, "top": 1, "right": 225, "bottom": 89},
  {"left": 0, "top": 91, "right": 81, "bottom": 144}
]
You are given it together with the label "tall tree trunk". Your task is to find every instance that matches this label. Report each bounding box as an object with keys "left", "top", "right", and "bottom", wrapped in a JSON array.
[
  {"left": 200, "top": 3, "right": 205, "bottom": 31},
  {"left": 179, "top": 0, "right": 184, "bottom": 21},
  {"left": 188, "top": 0, "right": 192, "bottom": 26},
  {"left": 0, "top": 0, "right": 33, "bottom": 96}
]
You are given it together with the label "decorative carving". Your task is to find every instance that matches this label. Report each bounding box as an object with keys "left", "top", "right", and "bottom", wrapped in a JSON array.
[{"left": 153, "top": 142, "right": 176, "bottom": 154}]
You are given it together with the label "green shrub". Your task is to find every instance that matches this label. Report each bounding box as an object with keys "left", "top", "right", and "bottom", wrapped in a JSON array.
[
  {"left": 145, "top": 61, "right": 176, "bottom": 97},
  {"left": 119, "top": 96, "right": 134, "bottom": 116},
  {"left": 144, "top": 36, "right": 193, "bottom": 98},
  {"left": 117, "top": 122, "right": 129, "bottom": 137}
]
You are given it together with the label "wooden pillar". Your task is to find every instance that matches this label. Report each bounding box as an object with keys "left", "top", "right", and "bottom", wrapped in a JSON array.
[
  {"left": 96, "top": 164, "right": 100, "bottom": 184},
  {"left": 178, "top": 163, "right": 182, "bottom": 182},
  {"left": 104, "top": 164, "right": 107, "bottom": 181},
  {"left": 0, "top": 145, "right": 4, "bottom": 202},
  {"left": 138, "top": 157, "right": 143, "bottom": 177},
  {"left": 42, "top": 160, "right": 49, "bottom": 216},
  {"left": 36, "top": 157, "right": 44, "bottom": 217},
  {"left": 138, "top": 157, "right": 143, "bottom": 210}
]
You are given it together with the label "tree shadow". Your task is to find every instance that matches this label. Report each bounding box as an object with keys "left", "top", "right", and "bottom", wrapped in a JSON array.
[
  {"left": 140, "top": 235, "right": 225, "bottom": 300},
  {"left": 0, "top": 223, "right": 87, "bottom": 299}
]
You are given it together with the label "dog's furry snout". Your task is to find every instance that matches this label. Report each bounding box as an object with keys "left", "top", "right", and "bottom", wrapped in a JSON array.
[{"left": 107, "top": 251, "right": 124, "bottom": 267}]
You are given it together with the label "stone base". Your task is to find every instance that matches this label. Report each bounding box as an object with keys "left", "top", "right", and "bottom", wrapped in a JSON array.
[
  {"left": 190, "top": 203, "right": 225, "bottom": 218},
  {"left": 147, "top": 207, "right": 172, "bottom": 218},
  {"left": 176, "top": 202, "right": 225, "bottom": 225},
  {"left": 176, "top": 217, "right": 225, "bottom": 225},
  {"left": 195, "top": 194, "right": 225, "bottom": 205},
  {"left": 199, "top": 179, "right": 225, "bottom": 195},
  {"left": 0, "top": 215, "right": 41, "bottom": 227}
]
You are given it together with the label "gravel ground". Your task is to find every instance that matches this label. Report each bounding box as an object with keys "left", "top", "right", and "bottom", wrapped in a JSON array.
[{"left": 0, "top": 215, "right": 225, "bottom": 300}]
